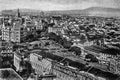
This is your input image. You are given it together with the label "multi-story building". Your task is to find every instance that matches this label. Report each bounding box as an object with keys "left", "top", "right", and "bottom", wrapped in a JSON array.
[
  {"left": 35, "top": 20, "right": 43, "bottom": 30},
  {"left": 29, "top": 52, "right": 52, "bottom": 75},
  {"left": 29, "top": 52, "right": 99, "bottom": 80},
  {"left": 52, "top": 62, "right": 102, "bottom": 80},
  {"left": 14, "top": 52, "right": 23, "bottom": 71},
  {"left": 2, "top": 10, "right": 27, "bottom": 43},
  {"left": 11, "top": 22, "right": 26, "bottom": 43},
  {"left": 84, "top": 45, "right": 120, "bottom": 75},
  {"left": 2, "top": 19, "right": 12, "bottom": 42},
  {"left": 0, "top": 68, "right": 23, "bottom": 80},
  {"left": 23, "top": 17, "right": 36, "bottom": 32}
]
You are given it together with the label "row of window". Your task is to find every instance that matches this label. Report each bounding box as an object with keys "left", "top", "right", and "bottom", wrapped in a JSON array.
[
  {"left": 53, "top": 64, "right": 78, "bottom": 77},
  {"left": 53, "top": 64, "right": 97, "bottom": 80},
  {"left": 53, "top": 69, "right": 95, "bottom": 80},
  {"left": 53, "top": 70, "right": 75, "bottom": 80},
  {"left": 32, "top": 62, "right": 51, "bottom": 73}
]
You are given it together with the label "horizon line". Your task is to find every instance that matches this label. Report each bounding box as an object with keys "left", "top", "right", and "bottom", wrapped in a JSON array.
[{"left": 1, "top": 6, "right": 120, "bottom": 12}]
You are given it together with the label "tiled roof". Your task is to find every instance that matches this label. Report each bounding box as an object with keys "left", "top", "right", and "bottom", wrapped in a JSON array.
[
  {"left": 89, "top": 67, "right": 119, "bottom": 80},
  {"left": 84, "top": 45, "right": 120, "bottom": 55}
]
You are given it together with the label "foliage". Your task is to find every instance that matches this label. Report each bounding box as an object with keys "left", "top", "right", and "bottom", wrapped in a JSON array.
[
  {"left": 47, "top": 32, "right": 73, "bottom": 49},
  {"left": 69, "top": 46, "right": 81, "bottom": 56},
  {"left": 85, "top": 54, "right": 98, "bottom": 62},
  {"left": 1, "top": 70, "right": 10, "bottom": 79}
]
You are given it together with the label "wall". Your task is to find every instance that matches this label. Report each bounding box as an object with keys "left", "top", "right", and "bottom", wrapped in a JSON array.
[{"left": 30, "top": 53, "right": 52, "bottom": 75}]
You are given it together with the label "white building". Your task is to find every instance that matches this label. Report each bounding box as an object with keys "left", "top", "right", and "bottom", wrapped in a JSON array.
[
  {"left": 48, "top": 26, "right": 65, "bottom": 35},
  {"left": 14, "top": 52, "right": 22, "bottom": 71},
  {"left": 11, "top": 22, "right": 26, "bottom": 43},
  {"left": 30, "top": 53, "right": 52, "bottom": 75},
  {"left": 2, "top": 23, "right": 11, "bottom": 42}
]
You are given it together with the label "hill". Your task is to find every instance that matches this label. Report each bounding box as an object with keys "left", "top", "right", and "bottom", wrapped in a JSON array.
[{"left": 1, "top": 7, "right": 120, "bottom": 17}]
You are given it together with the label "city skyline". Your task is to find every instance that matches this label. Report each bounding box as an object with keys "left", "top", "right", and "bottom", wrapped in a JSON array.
[{"left": 0, "top": 0, "right": 120, "bottom": 11}]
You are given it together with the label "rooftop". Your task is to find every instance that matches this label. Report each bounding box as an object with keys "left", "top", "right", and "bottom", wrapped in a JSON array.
[
  {"left": 31, "top": 49, "right": 120, "bottom": 80},
  {"left": 84, "top": 45, "right": 120, "bottom": 55}
]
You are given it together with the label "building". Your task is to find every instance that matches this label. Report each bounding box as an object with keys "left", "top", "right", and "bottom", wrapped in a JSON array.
[
  {"left": 16, "top": 9, "right": 21, "bottom": 18},
  {"left": 13, "top": 52, "right": 23, "bottom": 71},
  {"left": 2, "top": 10, "right": 27, "bottom": 43},
  {"left": 28, "top": 41, "right": 42, "bottom": 50},
  {"left": 23, "top": 17, "right": 36, "bottom": 32},
  {"left": 48, "top": 26, "right": 65, "bottom": 35},
  {"left": 30, "top": 52, "right": 52, "bottom": 75},
  {"left": 2, "top": 18, "right": 12, "bottom": 42},
  {"left": 34, "top": 20, "right": 43, "bottom": 30},
  {"left": 13, "top": 50, "right": 28, "bottom": 72},
  {"left": 84, "top": 45, "right": 120, "bottom": 74},
  {"left": 11, "top": 22, "right": 26, "bottom": 43},
  {"left": 28, "top": 39, "right": 55, "bottom": 50},
  {"left": 52, "top": 62, "right": 99, "bottom": 80}
]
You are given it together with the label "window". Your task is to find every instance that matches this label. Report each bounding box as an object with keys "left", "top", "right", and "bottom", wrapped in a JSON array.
[
  {"left": 38, "top": 57, "right": 42, "bottom": 61},
  {"left": 21, "top": 28, "right": 24, "bottom": 30},
  {"left": 29, "top": 44, "right": 32, "bottom": 47},
  {"left": 33, "top": 44, "right": 39, "bottom": 49},
  {"left": 39, "top": 43, "right": 41, "bottom": 46}
]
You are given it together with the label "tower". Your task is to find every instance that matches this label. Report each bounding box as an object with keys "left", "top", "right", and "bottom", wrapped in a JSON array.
[{"left": 16, "top": 9, "right": 21, "bottom": 18}]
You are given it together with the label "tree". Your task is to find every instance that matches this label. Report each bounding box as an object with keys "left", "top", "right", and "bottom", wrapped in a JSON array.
[
  {"left": 36, "top": 29, "right": 42, "bottom": 34},
  {"left": 1, "top": 70, "right": 10, "bottom": 79},
  {"left": 2, "top": 56, "right": 13, "bottom": 68},
  {"left": 58, "top": 38, "right": 64, "bottom": 45},
  {"left": 33, "top": 44, "right": 39, "bottom": 49},
  {"left": 69, "top": 46, "right": 81, "bottom": 56},
  {"left": 13, "top": 44, "right": 19, "bottom": 51},
  {"left": 79, "top": 33, "right": 88, "bottom": 44},
  {"left": 0, "top": 30, "right": 2, "bottom": 35},
  {"left": 25, "top": 33, "right": 37, "bottom": 42},
  {"left": 61, "top": 38, "right": 73, "bottom": 49},
  {"left": 85, "top": 54, "right": 98, "bottom": 62},
  {"left": 63, "top": 41, "right": 72, "bottom": 49},
  {"left": 48, "top": 32, "right": 58, "bottom": 41},
  {"left": 19, "top": 60, "right": 33, "bottom": 78},
  {"left": 0, "top": 56, "right": 3, "bottom": 68},
  {"left": 45, "top": 42, "right": 50, "bottom": 46}
]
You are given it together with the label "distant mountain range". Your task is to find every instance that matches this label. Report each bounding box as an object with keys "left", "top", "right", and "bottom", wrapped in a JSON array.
[{"left": 1, "top": 7, "right": 120, "bottom": 17}]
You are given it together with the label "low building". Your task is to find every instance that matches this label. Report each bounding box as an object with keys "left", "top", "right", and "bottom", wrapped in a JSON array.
[
  {"left": 84, "top": 45, "right": 118, "bottom": 62},
  {"left": 28, "top": 39, "right": 55, "bottom": 50},
  {"left": 35, "top": 20, "right": 43, "bottom": 30}
]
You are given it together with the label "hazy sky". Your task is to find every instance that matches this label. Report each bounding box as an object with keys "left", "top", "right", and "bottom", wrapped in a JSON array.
[{"left": 0, "top": 0, "right": 120, "bottom": 11}]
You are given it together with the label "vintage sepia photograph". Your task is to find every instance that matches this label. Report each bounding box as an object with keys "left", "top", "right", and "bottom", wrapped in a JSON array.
[{"left": 0, "top": 0, "right": 120, "bottom": 80}]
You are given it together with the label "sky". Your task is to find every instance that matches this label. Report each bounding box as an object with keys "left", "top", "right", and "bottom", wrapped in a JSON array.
[{"left": 0, "top": 0, "right": 120, "bottom": 11}]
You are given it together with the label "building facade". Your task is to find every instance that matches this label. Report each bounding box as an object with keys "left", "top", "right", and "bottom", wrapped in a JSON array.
[
  {"left": 52, "top": 62, "right": 101, "bottom": 80},
  {"left": 48, "top": 26, "right": 65, "bottom": 35},
  {"left": 30, "top": 53, "right": 52, "bottom": 75},
  {"left": 11, "top": 22, "right": 26, "bottom": 43},
  {"left": 2, "top": 22, "right": 11, "bottom": 42}
]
